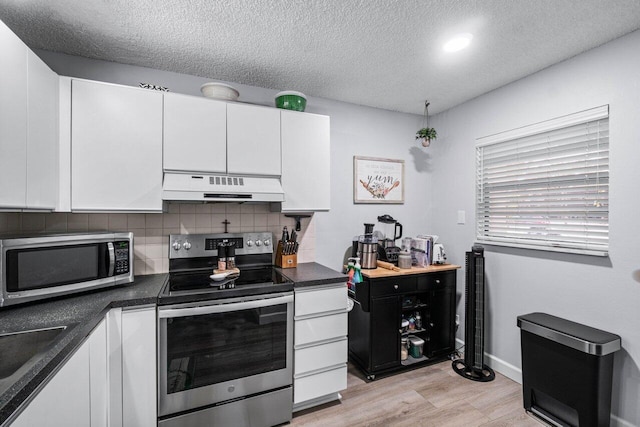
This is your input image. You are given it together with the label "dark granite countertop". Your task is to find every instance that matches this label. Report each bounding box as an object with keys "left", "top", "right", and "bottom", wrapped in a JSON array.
[
  {"left": 278, "top": 262, "right": 346, "bottom": 288},
  {"left": 0, "top": 274, "right": 167, "bottom": 426},
  {"left": 0, "top": 264, "right": 343, "bottom": 424}
]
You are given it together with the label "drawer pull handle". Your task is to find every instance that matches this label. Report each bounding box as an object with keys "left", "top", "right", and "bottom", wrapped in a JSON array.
[
  {"left": 393, "top": 284, "right": 399, "bottom": 290},
  {"left": 435, "top": 279, "right": 440, "bottom": 284}
]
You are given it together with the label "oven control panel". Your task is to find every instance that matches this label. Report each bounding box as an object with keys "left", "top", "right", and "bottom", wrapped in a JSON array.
[{"left": 169, "top": 232, "right": 273, "bottom": 259}]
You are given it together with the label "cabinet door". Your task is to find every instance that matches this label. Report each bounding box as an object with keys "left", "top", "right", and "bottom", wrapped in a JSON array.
[
  {"left": 227, "top": 103, "right": 281, "bottom": 176},
  {"left": 89, "top": 319, "right": 108, "bottom": 427},
  {"left": 26, "top": 50, "right": 58, "bottom": 209},
  {"left": 427, "top": 285, "right": 456, "bottom": 358},
  {"left": 280, "top": 111, "right": 330, "bottom": 211},
  {"left": 163, "top": 93, "right": 226, "bottom": 173},
  {"left": 370, "top": 296, "right": 400, "bottom": 371},
  {"left": 0, "top": 20, "right": 28, "bottom": 208},
  {"left": 11, "top": 341, "right": 91, "bottom": 427},
  {"left": 71, "top": 79, "right": 163, "bottom": 211},
  {"left": 121, "top": 306, "right": 156, "bottom": 427}
]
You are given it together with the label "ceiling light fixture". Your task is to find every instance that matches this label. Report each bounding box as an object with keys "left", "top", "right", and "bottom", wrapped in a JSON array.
[{"left": 443, "top": 33, "right": 473, "bottom": 52}]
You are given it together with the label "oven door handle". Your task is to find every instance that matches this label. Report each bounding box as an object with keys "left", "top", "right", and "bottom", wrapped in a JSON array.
[{"left": 158, "top": 294, "right": 293, "bottom": 319}]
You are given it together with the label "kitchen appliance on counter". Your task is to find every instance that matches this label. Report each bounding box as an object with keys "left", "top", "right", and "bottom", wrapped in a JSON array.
[
  {"left": 376, "top": 214, "right": 403, "bottom": 248},
  {"left": 376, "top": 214, "right": 403, "bottom": 265},
  {"left": 356, "top": 223, "right": 378, "bottom": 269},
  {"left": 158, "top": 232, "right": 294, "bottom": 427},
  {"left": 433, "top": 243, "right": 447, "bottom": 264},
  {"left": 0, "top": 232, "right": 133, "bottom": 308}
]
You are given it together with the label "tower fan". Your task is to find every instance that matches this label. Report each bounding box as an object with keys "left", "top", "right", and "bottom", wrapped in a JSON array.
[{"left": 452, "top": 245, "right": 495, "bottom": 382}]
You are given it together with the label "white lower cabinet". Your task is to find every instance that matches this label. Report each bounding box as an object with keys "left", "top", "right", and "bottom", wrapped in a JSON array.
[
  {"left": 10, "top": 306, "right": 156, "bottom": 427},
  {"left": 294, "top": 365, "right": 348, "bottom": 405},
  {"left": 121, "top": 306, "right": 156, "bottom": 427},
  {"left": 11, "top": 336, "right": 91, "bottom": 427},
  {"left": 293, "top": 283, "right": 348, "bottom": 411},
  {"left": 89, "top": 319, "right": 109, "bottom": 427}
]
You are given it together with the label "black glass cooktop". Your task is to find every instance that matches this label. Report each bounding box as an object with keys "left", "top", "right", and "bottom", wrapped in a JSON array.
[{"left": 161, "top": 266, "right": 293, "bottom": 302}]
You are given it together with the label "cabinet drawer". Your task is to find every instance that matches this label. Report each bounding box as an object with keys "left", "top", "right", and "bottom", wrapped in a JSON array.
[
  {"left": 295, "top": 285, "right": 346, "bottom": 317},
  {"left": 417, "top": 271, "right": 455, "bottom": 291},
  {"left": 295, "top": 312, "right": 347, "bottom": 347},
  {"left": 370, "top": 276, "right": 417, "bottom": 297},
  {"left": 294, "top": 365, "right": 347, "bottom": 404},
  {"left": 294, "top": 338, "right": 347, "bottom": 376}
]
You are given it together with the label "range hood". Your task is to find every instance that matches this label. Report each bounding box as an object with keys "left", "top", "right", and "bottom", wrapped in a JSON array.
[{"left": 162, "top": 173, "right": 285, "bottom": 203}]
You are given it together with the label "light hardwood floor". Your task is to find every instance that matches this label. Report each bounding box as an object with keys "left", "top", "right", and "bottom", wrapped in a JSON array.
[{"left": 290, "top": 361, "right": 544, "bottom": 427}]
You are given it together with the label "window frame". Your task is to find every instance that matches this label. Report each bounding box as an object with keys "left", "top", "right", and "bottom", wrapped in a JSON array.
[{"left": 475, "top": 105, "right": 609, "bottom": 256}]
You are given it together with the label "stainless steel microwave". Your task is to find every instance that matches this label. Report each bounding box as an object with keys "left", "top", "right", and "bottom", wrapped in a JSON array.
[{"left": 0, "top": 232, "right": 134, "bottom": 308}]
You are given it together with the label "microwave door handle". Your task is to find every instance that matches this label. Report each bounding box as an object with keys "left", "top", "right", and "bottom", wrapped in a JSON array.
[
  {"left": 158, "top": 294, "right": 293, "bottom": 319},
  {"left": 107, "top": 242, "right": 115, "bottom": 276}
]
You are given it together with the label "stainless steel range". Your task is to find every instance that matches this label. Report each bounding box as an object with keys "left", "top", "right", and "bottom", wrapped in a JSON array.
[{"left": 157, "top": 232, "right": 294, "bottom": 427}]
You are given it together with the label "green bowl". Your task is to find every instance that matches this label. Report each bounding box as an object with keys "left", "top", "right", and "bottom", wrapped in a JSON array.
[{"left": 275, "top": 91, "right": 307, "bottom": 112}]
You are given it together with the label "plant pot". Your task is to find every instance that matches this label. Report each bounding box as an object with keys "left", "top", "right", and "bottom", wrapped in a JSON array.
[{"left": 420, "top": 138, "right": 431, "bottom": 147}]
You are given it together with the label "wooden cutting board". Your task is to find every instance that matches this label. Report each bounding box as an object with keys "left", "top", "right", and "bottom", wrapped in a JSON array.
[{"left": 361, "top": 263, "right": 460, "bottom": 278}]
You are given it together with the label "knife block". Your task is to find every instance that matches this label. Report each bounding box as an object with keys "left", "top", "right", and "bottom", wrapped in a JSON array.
[{"left": 275, "top": 241, "right": 297, "bottom": 268}]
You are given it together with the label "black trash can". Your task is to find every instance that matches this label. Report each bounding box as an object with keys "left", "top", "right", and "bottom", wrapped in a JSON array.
[{"left": 517, "top": 313, "right": 621, "bottom": 427}]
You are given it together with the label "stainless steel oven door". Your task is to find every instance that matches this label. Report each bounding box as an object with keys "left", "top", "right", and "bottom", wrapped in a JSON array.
[{"left": 157, "top": 292, "right": 293, "bottom": 417}]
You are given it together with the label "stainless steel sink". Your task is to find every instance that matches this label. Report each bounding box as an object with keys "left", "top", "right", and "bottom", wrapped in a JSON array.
[{"left": 0, "top": 326, "right": 69, "bottom": 384}]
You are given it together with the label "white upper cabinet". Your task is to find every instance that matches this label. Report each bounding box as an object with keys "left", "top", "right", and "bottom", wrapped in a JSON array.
[
  {"left": 0, "top": 20, "right": 28, "bottom": 209},
  {"left": 0, "top": 21, "right": 58, "bottom": 210},
  {"left": 71, "top": 79, "right": 163, "bottom": 212},
  {"left": 163, "top": 93, "right": 227, "bottom": 174},
  {"left": 26, "top": 50, "right": 58, "bottom": 209},
  {"left": 227, "top": 103, "right": 281, "bottom": 176},
  {"left": 281, "top": 110, "right": 330, "bottom": 211}
]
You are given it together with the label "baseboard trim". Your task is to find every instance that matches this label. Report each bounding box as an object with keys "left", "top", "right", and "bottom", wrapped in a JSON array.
[
  {"left": 484, "top": 352, "right": 522, "bottom": 384},
  {"left": 454, "top": 338, "right": 522, "bottom": 383}
]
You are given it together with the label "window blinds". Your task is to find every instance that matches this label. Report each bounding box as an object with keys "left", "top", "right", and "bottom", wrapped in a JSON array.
[{"left": 476, "top": 105, "right": 609, "bottom": 256}]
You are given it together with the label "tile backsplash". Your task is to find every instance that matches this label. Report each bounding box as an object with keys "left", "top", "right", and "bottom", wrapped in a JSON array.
[{"left": 0, "top": 203, "right": 315, "bottom": 276}]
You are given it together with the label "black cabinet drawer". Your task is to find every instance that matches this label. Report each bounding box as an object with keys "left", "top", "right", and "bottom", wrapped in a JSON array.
[
  {"left": 370, "top": 276, "right": 417, "bottom": 297},
  {"left": 417, "top": 270, "right": 455, "bottom": 291}
]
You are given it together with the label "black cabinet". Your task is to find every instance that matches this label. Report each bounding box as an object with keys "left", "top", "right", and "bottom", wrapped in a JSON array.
[
  {"left": 426, "top": 284, "right": 456, "bottom": 358},
  {"left": 348, "top": 269, "right": 457, "bottom": 379},
  {"left": 370, "top": 296, "right": 400, "bottom": 371}
]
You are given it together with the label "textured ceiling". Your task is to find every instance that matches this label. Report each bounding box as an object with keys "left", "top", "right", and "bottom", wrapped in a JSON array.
[{"left": 1, "top": 0, "right": 640, "bottom": 115}]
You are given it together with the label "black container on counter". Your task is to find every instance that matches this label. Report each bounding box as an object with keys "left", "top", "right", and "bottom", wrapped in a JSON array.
[
  {"left": 226, "top": 243, "right": 236, "bottom": 269},
  {"left": 217, "top": 243, "right": 227, "bottom": 271}
]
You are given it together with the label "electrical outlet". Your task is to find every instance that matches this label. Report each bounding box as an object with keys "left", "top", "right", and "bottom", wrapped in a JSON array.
[{"left": 455, "top": 315, "right": 460, "bottom": 326}]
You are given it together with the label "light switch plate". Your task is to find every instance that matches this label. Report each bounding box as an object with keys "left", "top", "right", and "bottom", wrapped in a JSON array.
[{"left": 457, "top": 210, "right": 465, "bottom": 224}]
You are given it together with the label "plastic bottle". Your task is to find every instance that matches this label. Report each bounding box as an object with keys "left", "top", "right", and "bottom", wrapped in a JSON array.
[
  {"left": 346, "top": 258, "right": 355, "bottom": 284},
  {"left": 353, "top": 257, "right": 363, "bottom": 284}
]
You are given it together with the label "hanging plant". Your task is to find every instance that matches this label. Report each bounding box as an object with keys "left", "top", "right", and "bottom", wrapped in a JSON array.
[{"left": 416, "top": 101, "right": 437, "bottom": 147}]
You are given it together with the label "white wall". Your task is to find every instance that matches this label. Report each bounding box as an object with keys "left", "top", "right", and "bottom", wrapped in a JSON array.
[
  {"left": 429, "top": 30, "right": 640, "bottom": 426},
  {"left": 36, "top": 50, "right": 429, "bottom": 272}
]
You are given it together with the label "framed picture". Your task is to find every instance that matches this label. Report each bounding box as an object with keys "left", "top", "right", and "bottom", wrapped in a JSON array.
[{"left": 354, "top": 156, "right": 404, "bottom": 204}]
